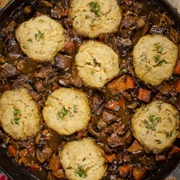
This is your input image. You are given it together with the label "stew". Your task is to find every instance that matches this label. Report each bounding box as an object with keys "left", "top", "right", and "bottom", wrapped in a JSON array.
[{"left": 0, "top": 0, "right": 180, "bottom": 179}]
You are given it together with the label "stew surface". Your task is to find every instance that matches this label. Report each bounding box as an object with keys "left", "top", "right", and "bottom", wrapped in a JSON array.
[{"left": 0, "top": 0, "right": 180, "bottom": 179}]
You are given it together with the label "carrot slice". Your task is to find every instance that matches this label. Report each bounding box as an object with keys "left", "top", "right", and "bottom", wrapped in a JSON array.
[
  {"left": 137, "top": 88, "right": 151, "bottom": 102},
  {"left": 119, "top": 165, "right": 132, "bottom": 177},
  {"left": 105, "top": 153, "right": 116, "bottom": 163},
  {"left": 118, "top": 98, "right": 126, "bottom": 110},
  {"left": 108, "top": 75, "right": 127, "bottom": 95},
  {"left": 128, "top": 140, "right": 144, "bottom": 153},
  {"left": 105, "top": 100, "right": 120, "bottom": 111},
  {"left": 8, "top": 145, "right": 17, "bottom": 157},
  {"left": 64, "top": 41, "right": 75, "bottom": 53},
  {"left": 175, "top": 80, "right": 180, "bottom": 93},
  {"left": 125, "top": 75, "right": 135, "bottom": 89},
  {"left": 174, "top": 61, "right": 180, "bottom": 74},
  {"left": 30, "top": 163, "right": 41, "bottom": 171},
  {"left": 61, "top": 8, "right": 69, "bottom": 17}
]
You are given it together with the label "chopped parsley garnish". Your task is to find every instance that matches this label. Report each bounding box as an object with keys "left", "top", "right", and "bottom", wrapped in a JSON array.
[
  {"left": 90, "top": 70, "right": 95, "bottom": 76},
  {"left": 143, "top": 115, "right": 162, "bottom": 131},
  {"left": 154, "top": 43, "right": 164, "bottom": 53},
  {"left": 153, "top": 54, "right": 161, "bottom": 63},
  {"left": 27, "top": 38, "right": 33, "bottom": 42},
  {"left": 38, "top": 19, "right": 45, "bottom": 23},
  {"left": 85, "top": 15, "right": 90, "bottom": 19},
  {"left": 35, "top": 31, "right": 44, "bottom": 41},
  {"left": 157, "top": 60, "right": 167, "bottom": 66},
  {"left": 155, "top": 139, "right": 161, "bottom": 144},
  {"left": 13, "top": 109, "right": 21, "bottom": 124},
  {"left": 13, "top": 109, "right": 21, "bottom": 116},
  {"left": 76, "top": 165, "right": 87, "bottom": 178},
  {"left": 88, "top": 2, "right": 100, "bottom": 15},
  {"left": 14, "top": 118, "right": 19, "bottom": 124},
  {"left": 57, "top": 106, "right": 68, "bottom": 120},
  {"left": 173, "top": 131, "right": 179, "bottom": 136},
  {"left": 153, "top": 43, "right": 167, "bottom": 66},
  {"left": 121, "top": 68, "right": 127, "bottom": 73}
]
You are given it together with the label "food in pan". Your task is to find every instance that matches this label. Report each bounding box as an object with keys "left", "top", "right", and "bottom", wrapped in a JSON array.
[
  {"left": 59, "top": 138, "right": 107, "bottom": 180},
  {"left": 133, "top": 34, "right": 178, "bottom": 86},
  {"left": 0, "top": 0, "right": 180, "bottom": 179},
  {"left": 131, "top": 100, "right": 179, "bottom": 154},
  {"left": 0, "top": 88, "right": 40, "bottom": 140},
  {"left": 75, "top": 40, "right": 120, "bottom": 88},
  {"left": 15, "top": 15, "right": 67, "bottom": 62},
  {"left": 42, "top": 88, "right": 91, "bottom": 135},
  {"left": 69, "top": 0, "right": 122, "bottom": 38}
]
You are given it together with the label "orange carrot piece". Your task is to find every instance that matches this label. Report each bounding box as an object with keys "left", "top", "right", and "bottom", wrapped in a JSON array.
[
  {"left": 118, "top": 98, "right": 126, "bottom": 110},
  {"left": 61, "top": 8, "right": 69, "bottom": 17},
  {"left": 132, "top": 166, "right": 146, "bottom": 180},
  {"left": 119, "top": 165, "right": 132, "bottom": 176},
  {"left": 19, "top": 149, "right": 28, "bottom": 158},
  {"left": 175, "top": 80, "right": 180, "bottom": 93},
  {"left": 8, "top": 145, "right": 17, "bottom": 157},
  {"left": 105, "top": 100, "right": 120, "bottom": 111},
  {"left": 64, "top": 41, "right": 75, "bottom": 53},
  {"left": 168, "top": 146, "right": 180, "bottom": 158},
  {"left": 105, "top": 153, "right": 116, "bottom": 163},
  {"left": 174, "top": 61, "right": 180, "bottom": 74},
  {"left": 125, "top": 75, "right": 135, "bottom": 89},
  {"left": 108, "top": 75, "right": 126, "bottom": 95},
  {"left": 137, "top": 88, "right": 151, "bottom": 103},
  {"left": 128, "top": 140, "right": 144, "bottom": 153},
  {"left": 30, "top": 163, "right": 41, "bottom": 171}
]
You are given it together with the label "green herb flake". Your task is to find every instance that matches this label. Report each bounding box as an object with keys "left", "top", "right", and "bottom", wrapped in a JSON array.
[
  {"left": 88, "top": 2, "right": 100, "bottom": 15},
  {"left": 143, "top": 115, "right": 162, "bottom": 131},
  {"left": 155, "top": 139, "right": 161, "bottom": 144},
  {"left": 13, "top": 109, "right": 21, "bottom": 125},
  {"left": 58, "top": 106, "right": 68, "bottom": 120},
  {"left": 154, "top": 43, "right": 164, "bottom": 53},
  {"left": 38, "top": 19, "right": 45, "bottom": 23},
  {"left": 35, "top": 31, "right": 44, "bottom": 41},
  {"left": 91, "top": 71, "right": 95, "bottom": 76},
  {"left": 13, "top": 109, "right": 21, "bottom": 116},
  {"left": 75, "top": 165, "right": 87, "bottom": 178},
  {"left": 173, "top": 131, "right": 179, "bottom": 136},
  {"left": 14, "top": 118, "right": 19, "bottom": 124},
  {"left": 153, "top": 54, "right": 161, "bottom": 63},
  {"left": 85, "top": 15, "right": 90, "bottom": 19},
  {"left": 145, "top": 65, "right": 152, "bottom": 71},
  {"left": 121, "top": 68, "right": 127, "bottom": 73},
  {"left": 157, "top": 60, "right": 167, "bottom": 66},
  {"left": 143, "top": 120, "right": 156, "bottom": 131},
  {"left": 27, "top": 38, "right": 33, "bottom": 42}
]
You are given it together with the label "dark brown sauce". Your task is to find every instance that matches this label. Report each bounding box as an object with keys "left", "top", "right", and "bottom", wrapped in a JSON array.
[{"left": 0, "top": 0, "right": 180, "bottom": 180}]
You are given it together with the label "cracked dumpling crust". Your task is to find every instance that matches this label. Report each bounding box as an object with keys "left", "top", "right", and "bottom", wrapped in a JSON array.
[
  {"left": 75, "top": 41, "right": 120, "bottom": 88},
  {"left": 131, "top": 100, "right": 179, "bottom": 154},
  {"left": 15, "top": 15, "right": 67, "bottom": 62},
  {"left": 0, "top": 88, "right": 41, "bottom": 140},
  {"left": 42, "top": 88, "right": 91, "bottom": 135},
  {"left": 59, "top": 138, "right": 107, "bottom": 180},
  {"left": 69, "top": 0, "right": 122, "bottom": 38},
  {"left": 133, "top": 34, "right": 178, "bottom": 86}
]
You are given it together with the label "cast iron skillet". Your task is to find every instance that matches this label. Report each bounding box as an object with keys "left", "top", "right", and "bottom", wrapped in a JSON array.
[{"left": 0, "top": 0, "right": 180, "bottom": 179}]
